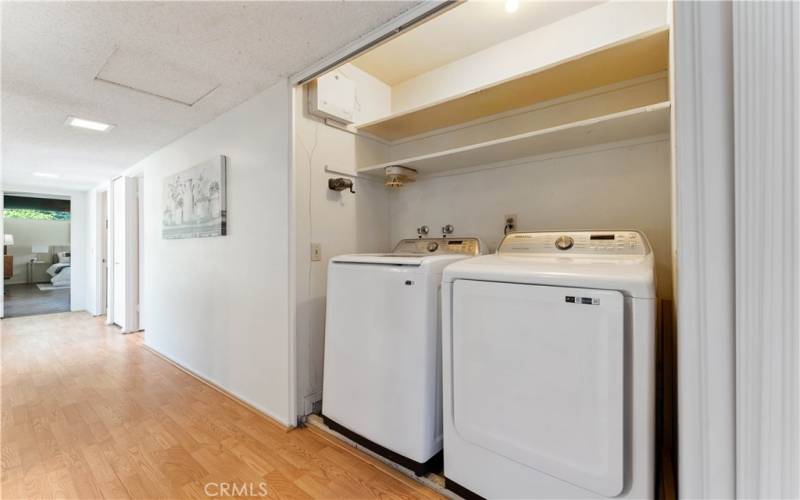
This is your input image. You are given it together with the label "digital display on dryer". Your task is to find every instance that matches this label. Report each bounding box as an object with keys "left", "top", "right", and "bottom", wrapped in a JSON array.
[{"left": 590, "top": 234, "right": 615, "bottom": 240}]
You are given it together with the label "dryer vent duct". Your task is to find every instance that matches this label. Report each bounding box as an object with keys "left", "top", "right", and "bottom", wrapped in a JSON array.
[{"left": 384, "top": 165, "right": 417, "bottom": 188}]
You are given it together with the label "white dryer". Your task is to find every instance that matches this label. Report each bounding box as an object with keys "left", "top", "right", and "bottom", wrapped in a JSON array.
[
  {"left": 442, "top": 231, "right": 656, "bottom": 499},
  {"left": 323, "top": 237, "right": 483, "bottom": 475}
]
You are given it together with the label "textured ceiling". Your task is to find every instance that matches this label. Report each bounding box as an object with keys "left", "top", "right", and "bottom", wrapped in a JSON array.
[{"left": 1, "top": 1, "right": 418, "bottom": 190}]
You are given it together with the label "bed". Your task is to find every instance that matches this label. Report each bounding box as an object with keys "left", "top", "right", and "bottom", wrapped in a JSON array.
[{"left": 46, "top": 248, "right": 71, "bottom": 287}]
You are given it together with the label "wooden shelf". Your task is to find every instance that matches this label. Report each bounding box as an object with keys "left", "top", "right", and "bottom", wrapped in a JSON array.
[
  {"left": 358, "top": 102, "right": 670, "bottom": 177},
  {"left": 356, "top": 30, "right": 669, "bottom": 141}
]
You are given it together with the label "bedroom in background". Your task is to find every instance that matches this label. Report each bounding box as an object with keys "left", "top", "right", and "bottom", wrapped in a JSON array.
[{"left": 2, "top": 193, "right": 73, "bottom": 317}]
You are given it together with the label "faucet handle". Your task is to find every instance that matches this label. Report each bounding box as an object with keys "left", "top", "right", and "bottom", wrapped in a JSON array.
[
  {"left": 417, "top": 225, "right": 430, "bottom": 237},
  {"left": 442, "top": 224, "right": 454, "bottom": 236}
]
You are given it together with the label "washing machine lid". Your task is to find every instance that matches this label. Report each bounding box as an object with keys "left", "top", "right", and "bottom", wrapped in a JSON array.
[
  {"left": 331, "top": 238, "right": 483, "bottom": 267},
  {"left": 443, "top": 231, "right": 655, "bottom": 299}
]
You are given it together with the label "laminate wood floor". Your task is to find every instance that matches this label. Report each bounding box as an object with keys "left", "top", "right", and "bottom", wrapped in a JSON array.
[{"left": 0, "top": 312, "right": 443, "bottom": 499}]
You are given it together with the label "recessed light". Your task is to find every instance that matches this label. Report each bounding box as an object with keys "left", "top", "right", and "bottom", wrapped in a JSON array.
[
  {"left": 505, "top": 0, "right": 519, "bottom": 14},
  {"left": 65, "top": 116, "right": 114, "bottom": 132},
  {"left": 33, "top": 172, "right": 61, "bottom": 179}
]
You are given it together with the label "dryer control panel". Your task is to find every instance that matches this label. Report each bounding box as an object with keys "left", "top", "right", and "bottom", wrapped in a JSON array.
[
  {"left": 393, "top": 238, "right": 482, "bottom": 256},
  {"left": 499, "top": 231, "right": 650, "bottom": 256}
]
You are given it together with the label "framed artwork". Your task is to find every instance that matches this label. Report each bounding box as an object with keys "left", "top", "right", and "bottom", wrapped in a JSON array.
[{"left": 162, "top": 156, "right": 227, "bottom": 239}]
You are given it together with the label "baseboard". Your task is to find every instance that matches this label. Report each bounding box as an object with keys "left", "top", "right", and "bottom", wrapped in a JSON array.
[{"left": 140, "top": 342, "right": 295, "bottom": 429}]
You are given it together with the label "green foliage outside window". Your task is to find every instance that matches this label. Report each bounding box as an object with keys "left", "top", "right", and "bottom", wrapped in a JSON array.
[{"left": 3, "top": 208, "right": 71, "bottom": 221}]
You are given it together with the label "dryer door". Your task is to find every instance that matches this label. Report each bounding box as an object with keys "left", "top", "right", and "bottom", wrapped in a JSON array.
[{"left": 451, "top": 280, "right": 625, "bottom": 497}]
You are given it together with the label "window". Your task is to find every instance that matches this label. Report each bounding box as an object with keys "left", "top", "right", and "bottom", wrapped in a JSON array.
[
  {"left": 3, "top": 208, "right": 71, "bottom": 221},
  {"left": 3, "top": 195, "right": 71, "bottom": 220}
]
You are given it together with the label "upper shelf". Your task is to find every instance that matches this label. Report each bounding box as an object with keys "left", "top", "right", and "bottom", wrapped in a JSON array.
[
  {"left": 356, "top": 30, "right": 669, "bottom": 142},
  {"left": 358, "top": 101, "right": 671, "bottom": 177}
]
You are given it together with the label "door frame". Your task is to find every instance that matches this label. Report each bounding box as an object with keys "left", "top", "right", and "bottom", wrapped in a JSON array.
[{"left": 93, "top": 188, "right": 108, "bottom": 317}]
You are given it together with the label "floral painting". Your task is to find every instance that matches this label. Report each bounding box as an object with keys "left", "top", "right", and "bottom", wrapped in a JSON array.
[{"left": 162, "top": 156, "right": 227, "bottom": 239}]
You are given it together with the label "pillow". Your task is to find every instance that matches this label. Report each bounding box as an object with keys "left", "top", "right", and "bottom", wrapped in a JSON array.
[{"left": 57, "top": 251, "right": 71, "bottom": 263}]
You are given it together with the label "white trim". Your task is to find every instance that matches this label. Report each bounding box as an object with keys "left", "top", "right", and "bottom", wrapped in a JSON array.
[
  {"left": 673, "top": 2, "right": 737, "bottom": 498},
  {"left": 287, "top": 79, "right": 299, "bottom": 426},
  {"left": 93, "top": 188, "right": 109, "bottom": 317},
  {"left": 142, "top": 341, "right": 294, "bottom": 428},
  {"left": 733, "top": 2, "right": 800, "bottom": 497},
  {"left": 106, "top": 181, "right": 115, "bottom": 325},
  {"left": 289, "top": 2, "right": 455, "bottom": 85}
]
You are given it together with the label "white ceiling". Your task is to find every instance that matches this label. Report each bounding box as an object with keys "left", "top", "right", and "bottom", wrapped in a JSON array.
[
  {"left": 352, "top": 0, "right": 602, "bottom": 85},
  {"left": 1, "top": 1, "right": 418, "bottom": 191}
]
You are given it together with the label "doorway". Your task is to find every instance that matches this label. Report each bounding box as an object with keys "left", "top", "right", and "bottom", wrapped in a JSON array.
[{"left": 3, "top": 194, "right": 72, "bottom": 317}]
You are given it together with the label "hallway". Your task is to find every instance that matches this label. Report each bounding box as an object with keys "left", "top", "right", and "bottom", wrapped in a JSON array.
[{"left": 0, "top": 313, "right": 441, "bottom": 499}]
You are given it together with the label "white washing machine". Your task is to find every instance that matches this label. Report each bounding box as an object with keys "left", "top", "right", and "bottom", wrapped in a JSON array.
[
  {"left": 322, "top": 237, "right": 483, "bottom": 475},
  {"left": 442, "top": 231, "right": 656, "bottom": 499}
]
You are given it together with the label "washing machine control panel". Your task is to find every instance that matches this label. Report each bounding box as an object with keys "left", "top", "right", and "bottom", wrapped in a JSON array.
[
  {"left": 500, "top": 231, "right": 649, "bottom": 256},
  {"left": 393, "top": 238, "right": 482, "bottom": 256}
]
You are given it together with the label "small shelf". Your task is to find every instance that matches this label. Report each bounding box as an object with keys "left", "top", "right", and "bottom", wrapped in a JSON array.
[
  {"left": 358, "top": 102, "right": 670, "bottom": 177},
  {"left": 356, "top": 30, "right": 669, "bottom": 141}
]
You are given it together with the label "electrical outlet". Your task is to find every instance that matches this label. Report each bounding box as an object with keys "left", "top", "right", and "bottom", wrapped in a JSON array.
[
  {"left": 504, "top": 214, "right": 517, "bottom": 232},
  {"left": 311, "top": 243, "right": 322, "bottom": 261}
]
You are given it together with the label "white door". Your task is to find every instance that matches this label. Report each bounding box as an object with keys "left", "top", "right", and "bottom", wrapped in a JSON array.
[
  {"left": 100, "top": 191, "right": 108, "bottom": 316},
  {"left": 451, "top": 280, "right": 625, "bottom": 497},
  {"left": 112, "top": 178, "right": 126, "bottom": 327}
]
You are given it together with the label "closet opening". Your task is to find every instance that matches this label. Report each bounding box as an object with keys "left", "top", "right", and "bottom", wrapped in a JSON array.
[{"left": 292, "top": 1, "right": 676, "bottom": 498}]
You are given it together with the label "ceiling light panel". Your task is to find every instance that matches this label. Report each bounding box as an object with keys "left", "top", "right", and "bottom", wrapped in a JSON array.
[{"left": 65, "top": 116, "right": 114, "bottom": 132}]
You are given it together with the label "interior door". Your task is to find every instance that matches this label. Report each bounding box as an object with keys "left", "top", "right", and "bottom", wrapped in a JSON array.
[
  {"left": 112, "top": 177, "right": 126, "bottom": 327},
  {"left": 100, "top": 191, "right": 108, "bottom": 316},
  {"left": 451, "top": 280, "right": 625, "bottom": 497}
]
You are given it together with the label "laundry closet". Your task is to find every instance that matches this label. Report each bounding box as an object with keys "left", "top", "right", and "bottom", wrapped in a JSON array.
[{"left": 293, "top": 0, "right": 675, "bottom": 496}]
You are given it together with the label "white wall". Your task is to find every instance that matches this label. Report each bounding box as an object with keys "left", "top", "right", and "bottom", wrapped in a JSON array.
[
  {"left": 126, "top": 81, "right": 293, "bottom": 425},
  {"left": 86, "top": 186, "right": 103, "bottom": 315},
  {"left": 386, "top": 76, "right": 673, "bottom": 299},
  {"left": 390, "top": 139, "right": 672, "bottom": 300},
  {"left": 293, "top": 86, "right": 391, "bottom": 415},
  {"left": 69, "top": 191, "right": 88, "bottom": 311}
]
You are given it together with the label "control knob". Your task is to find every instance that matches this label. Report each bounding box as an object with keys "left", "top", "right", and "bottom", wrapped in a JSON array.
[
  {"left": 426, "top": 241, "right": 439, "bottom": 252},
  {"left": 554, "top": 235, "right": 574, "bottom": 251}
]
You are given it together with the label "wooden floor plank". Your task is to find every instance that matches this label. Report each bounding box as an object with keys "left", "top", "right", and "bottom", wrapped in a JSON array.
[{"left": 1, "top": 312, "right": 442, "bottom": 499}]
